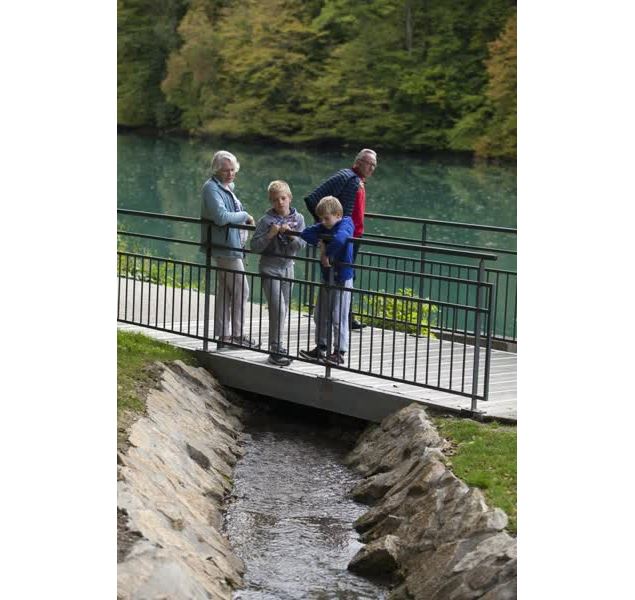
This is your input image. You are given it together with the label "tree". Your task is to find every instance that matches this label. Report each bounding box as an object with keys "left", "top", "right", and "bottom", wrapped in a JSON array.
[
  {"left": 475, "top": 11, "right": 517, "bottom": 158},
  {"left": 117, "top": 0, "right": 186, "bottom": 127}
]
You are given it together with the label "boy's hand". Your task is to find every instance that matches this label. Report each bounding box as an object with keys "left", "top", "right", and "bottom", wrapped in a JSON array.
[
  {"left": 267, "top": 223, "right": 281, "bottom": 239},
  {"left": 278, "top": 224, "right": 290, "bottom": 234},
  {"left": 320, "top": 253, "right": 331, "bottom": 268}
]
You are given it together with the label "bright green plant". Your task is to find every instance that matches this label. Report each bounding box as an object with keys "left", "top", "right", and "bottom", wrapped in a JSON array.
[
  {"left": 361, "top": 288, "right": 438, "bottom": 336},
  {"left": 117, "top": 231, "right": 205, "bottom": 292}
]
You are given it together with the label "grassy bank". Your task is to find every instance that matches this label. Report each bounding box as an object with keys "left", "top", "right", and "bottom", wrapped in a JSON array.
[
  {"left": 434, "top": 417, "right": 517, "bottom": 535},
  {"left": 117, "top": 330, "right": 197, "bottom": 449}
]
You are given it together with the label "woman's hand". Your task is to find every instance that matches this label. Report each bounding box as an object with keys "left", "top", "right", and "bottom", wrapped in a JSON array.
[{"left": 245, "top": 214, "right": 255, "bottom": 226}]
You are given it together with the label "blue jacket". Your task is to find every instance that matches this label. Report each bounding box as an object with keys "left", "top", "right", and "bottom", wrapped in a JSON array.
[
  {"left": 200, "top": 177, "right": 249, "bottom": 258},
  {"left": 304, "top": 169, "right": 361, "bottom": 222},
  {"left": 300, "top": 217, "right": 355, "bottom": 283}
]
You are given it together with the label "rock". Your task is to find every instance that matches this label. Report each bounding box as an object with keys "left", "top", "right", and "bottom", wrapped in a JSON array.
[
  {"left": 348, "top": 535, "right": 401, "bottom": 576},
  {"left": 346, "top": 404, "right": 443, "bottom": 476},
  {"left": 346, "top": 404, "right": 517, "bottom": 599},
  {"left": 118, "top": 361, "right": 244, "bottom": 599}
]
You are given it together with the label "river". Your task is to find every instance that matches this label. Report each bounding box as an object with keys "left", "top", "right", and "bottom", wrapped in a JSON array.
[{"left": 223, "top": 397, "right": 388, "bottom": 599}]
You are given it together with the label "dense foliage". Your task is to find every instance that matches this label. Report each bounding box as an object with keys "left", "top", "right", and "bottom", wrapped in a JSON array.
[{"left": 118, "top": 0, "right": 516, "bottom": 159}]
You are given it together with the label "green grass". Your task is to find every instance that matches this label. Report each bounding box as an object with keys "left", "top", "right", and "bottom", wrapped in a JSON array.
[
  {"left": 117, "top": 330, "right": 197, "bottom": 429},
  {"left": 433, "top": 417, "right": 517, "bottom": 534}
]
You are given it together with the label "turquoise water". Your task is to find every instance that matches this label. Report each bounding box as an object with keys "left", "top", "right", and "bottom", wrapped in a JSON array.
[
  {"left": 117, "top": 133, "right": 517, "bottom": 338},
  {"left": 117, "top": 133, "right": 516, "bottom": 262}
]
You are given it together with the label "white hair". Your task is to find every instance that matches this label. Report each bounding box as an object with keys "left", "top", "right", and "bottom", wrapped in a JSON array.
[
  {"left": 354, "top": 148, "right": 377, "bottom": 163},
  {"left": 211, "top": 150, "right": 240, "bottom": 176}
]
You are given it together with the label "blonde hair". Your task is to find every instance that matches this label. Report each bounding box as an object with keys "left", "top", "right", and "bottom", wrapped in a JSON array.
[
  {"left": 315, "top": 195, "right": 343, "bottom": 218},
  {"left": 267, "top": 180, "right": 292, "bottom": 200}
]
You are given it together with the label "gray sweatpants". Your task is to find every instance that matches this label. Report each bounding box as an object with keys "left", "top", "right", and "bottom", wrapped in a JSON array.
[
  {"left": 314, "top": 279, "right": 353, "bottom": 353},
  {"left": 261, "top": 264, "right": 294, "bottom": 352},
  {"left": 213, "top": 256, "right": 250, "bottom": 340}
]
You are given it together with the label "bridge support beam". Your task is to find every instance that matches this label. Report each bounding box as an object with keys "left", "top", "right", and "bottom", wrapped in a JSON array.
[{"left": 195, "top": 351, "right": 418, "bottom": 423}]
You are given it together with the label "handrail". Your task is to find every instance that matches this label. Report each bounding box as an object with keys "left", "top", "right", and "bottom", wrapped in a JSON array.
[
  {"left": 118, "top": 207, "right": 517, "bottom": 344},
  {"left": 117, "top": 209, "right": 498, "bottom": 261},
  {"left": 118, "top": 207, "right": 517, "bottom": 235},
  {"left": 117, "top": 246, "right": 494, "bottom": 289},
  {"left": 365, "top": 211, "right": 517, "bottom": 234},
  {"left": 117, "top": 208, "right": 200, "bottom": 223},
  {"left": 117, "top": 249, "right": 494, "bottom": 310},
  {"left": 363, "top": 232, "right": 517, "bottom": 257}
]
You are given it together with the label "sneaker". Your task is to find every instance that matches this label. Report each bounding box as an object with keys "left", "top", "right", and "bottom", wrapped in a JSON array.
[
  {"left": 351, "top": 319, "right": 366, "bottom": 330},
  {"left": 233, "top": 335, "right": 260, "bottom": 349},
  {"left": 268, "top": 353, "right": 292, "bottom": 366},
  {"left": 299, "top": 346, "right": 327, "bottom": 362},
  {"left": 326, "top": 351, "right": 345, "bottom": 365},
  {"left": 269, "top": 344, "right": 289, "bottom": 355}
]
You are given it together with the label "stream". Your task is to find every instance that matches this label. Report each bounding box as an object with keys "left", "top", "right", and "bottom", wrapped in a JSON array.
[{"left": 223, "top": 398, "right": 388, "bottom": 599}]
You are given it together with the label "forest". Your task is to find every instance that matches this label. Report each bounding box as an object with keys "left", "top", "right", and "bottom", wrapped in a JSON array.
[{"left": 117, "top": 0, "right": 516, "bottom": 159}]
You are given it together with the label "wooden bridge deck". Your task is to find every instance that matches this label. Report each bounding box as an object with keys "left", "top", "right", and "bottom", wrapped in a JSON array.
[{"left": 117, "top": 278, "right": 517, "bottom": 422}]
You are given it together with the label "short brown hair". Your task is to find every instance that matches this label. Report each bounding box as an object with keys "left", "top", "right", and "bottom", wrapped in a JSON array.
[
  {"left": 315, "top": 195, "right": 343, "bottom": 218},
  {"left": 267, "top": 180, "right": 292, "bottom": 200}
]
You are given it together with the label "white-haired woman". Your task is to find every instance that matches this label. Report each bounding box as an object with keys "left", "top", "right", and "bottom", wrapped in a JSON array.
[{"left": 201, "top": 150, "right": 258, "bottom": 348}]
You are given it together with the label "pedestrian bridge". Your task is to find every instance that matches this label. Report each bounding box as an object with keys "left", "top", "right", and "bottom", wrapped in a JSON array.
[{"left": 117, "top": 210, "right": 517, "bottom": 423}]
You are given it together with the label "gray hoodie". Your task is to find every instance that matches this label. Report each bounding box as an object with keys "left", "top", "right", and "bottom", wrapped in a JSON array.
[{"left": 250, "top": 208, "right": 306, "bottom": 272}]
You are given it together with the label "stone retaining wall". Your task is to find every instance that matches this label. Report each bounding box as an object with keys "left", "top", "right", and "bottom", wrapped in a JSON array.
[
  {"left": 345, "top": 404, "right": 517, "bottom": 599},
  {"left": 117, "top": 361, "right": 245, "bottom": 600}
]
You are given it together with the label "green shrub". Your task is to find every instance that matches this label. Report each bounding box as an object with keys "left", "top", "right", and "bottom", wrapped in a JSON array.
[{"left": 361, "top": 288, "right": 438, "bottom": 336}]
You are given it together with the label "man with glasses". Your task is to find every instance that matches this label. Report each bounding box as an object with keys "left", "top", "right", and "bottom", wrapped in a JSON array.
[{"left": 304, "top": 148, "right": 378, "bottom": 329}]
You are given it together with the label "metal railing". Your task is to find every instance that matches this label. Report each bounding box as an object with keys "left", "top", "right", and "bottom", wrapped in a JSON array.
[
  {"left": 363, "top": 212, "right": 516, "bottom": 343},
  {"left": 117, "top": 209, "right": 501, "bottom": 413}
]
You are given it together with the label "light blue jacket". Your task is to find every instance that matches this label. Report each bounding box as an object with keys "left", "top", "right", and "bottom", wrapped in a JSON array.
[{"left": 200, "top": 177, "right": 249, "bottom": 258}]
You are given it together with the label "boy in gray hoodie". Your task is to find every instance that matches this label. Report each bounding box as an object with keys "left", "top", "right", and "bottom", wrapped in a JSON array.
[{"left": 250, "top": 181, "right": 306, "bottom": 365}]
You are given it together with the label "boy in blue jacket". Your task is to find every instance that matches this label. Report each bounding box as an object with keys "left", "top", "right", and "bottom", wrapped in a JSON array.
[{"left": 299, "top": 196, "right": 354, "bottom": 365}]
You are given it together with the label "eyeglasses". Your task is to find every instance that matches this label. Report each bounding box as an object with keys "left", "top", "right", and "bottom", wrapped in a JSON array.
[{"left": 360, "top": 158, "right": 377, "bottom": 168}]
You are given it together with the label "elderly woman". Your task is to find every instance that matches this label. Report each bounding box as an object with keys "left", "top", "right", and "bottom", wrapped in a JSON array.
[{"left": 201, "top": 150, "right": 258, "bottom": 348}]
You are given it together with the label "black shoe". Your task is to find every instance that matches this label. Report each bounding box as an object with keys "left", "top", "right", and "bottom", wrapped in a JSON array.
[
  {"left": 299, "top": 346, "right": 327, "bottom": 362},
  {"left": 268, "top": 353, "right": 292, "bottom": 366},
  {"left": 351, "top": 319, "right": 366, "bottom": 330},
  {"left": 326, "top": 351, "right": 345, "bottom": 365}
]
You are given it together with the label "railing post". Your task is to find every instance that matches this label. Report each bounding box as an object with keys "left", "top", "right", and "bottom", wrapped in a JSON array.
[
  {"left": 307, "top": 245, "right": 317, "bottom": 316},
  {"left": 418, "top": 223, "right": 427, "bottom": 298},
  {"left": 324, "top": 266, "right": 334, "bottom": 379},
  {"left": 483, "top": 283, "right": 494, "bottom": 402},
  {"left": 471, "top": 258, "right": 485, "bottom": 412},
  {"left": 202, "top": 223, "right": 212, "bottom": 351}
]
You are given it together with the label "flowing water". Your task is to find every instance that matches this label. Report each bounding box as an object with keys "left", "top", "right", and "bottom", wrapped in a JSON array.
[{"left": 224, "top": 399, "right": 387, "bottom": 599}]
